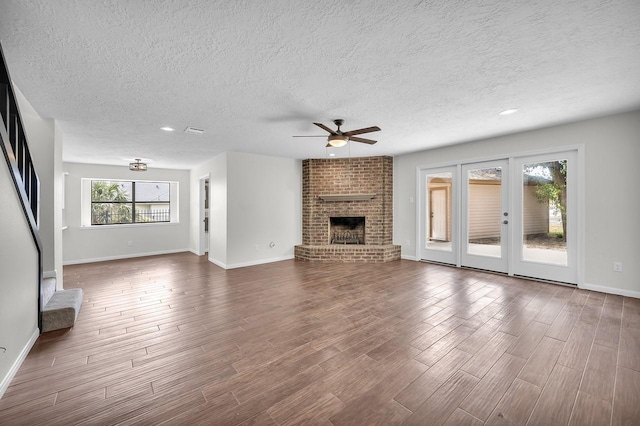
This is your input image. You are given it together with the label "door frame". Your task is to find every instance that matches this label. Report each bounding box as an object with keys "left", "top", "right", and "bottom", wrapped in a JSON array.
[
  {"left": 198, "top": 174, "right": 210, "bottom": 256},
  {"left": 415, "top": 144, "right": 585, "bottom": 286}
]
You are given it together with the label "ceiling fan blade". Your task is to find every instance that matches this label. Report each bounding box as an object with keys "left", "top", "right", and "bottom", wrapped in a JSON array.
[
  {"left": 344, "top": 126, "right": 381, "bottom": 136},
  {"left": 349, "top": 136, "right": 377, "bottom": 145},
  {"left": 313, "top": 122, "right": 338, "bottom": 135}
]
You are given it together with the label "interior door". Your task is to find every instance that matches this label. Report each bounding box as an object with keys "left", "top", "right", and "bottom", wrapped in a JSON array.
[
  {"left": 512, "top": 151, "right": 578, "bottom": 283},
  {"left": 430, "top": 188, "right": 448, "bottom": 241},
  {"left": 461, "top": 160, "right": 509, "bottom": 273}
]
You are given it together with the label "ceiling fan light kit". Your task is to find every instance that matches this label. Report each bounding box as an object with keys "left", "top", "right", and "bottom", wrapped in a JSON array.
[{"left": 328, "top": 134, "right": 349, "bottom": 147}]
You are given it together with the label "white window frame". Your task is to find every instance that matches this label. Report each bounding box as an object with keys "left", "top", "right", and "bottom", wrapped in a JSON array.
[{"left": 81, "top": 178, "right": 179, "bottom": 227}]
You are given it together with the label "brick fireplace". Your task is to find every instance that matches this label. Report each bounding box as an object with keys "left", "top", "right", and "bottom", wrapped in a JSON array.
[{"left": 295, "top": 156, "right": 401, "bottom": 262}]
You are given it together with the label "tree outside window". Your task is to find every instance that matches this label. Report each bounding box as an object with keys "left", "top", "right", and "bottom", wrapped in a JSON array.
[{"left": 90, "top": 180, "right": 170, "bottom": 225}]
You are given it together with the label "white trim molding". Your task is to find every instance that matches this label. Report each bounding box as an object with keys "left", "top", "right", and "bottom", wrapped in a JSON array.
[
  {"left": 63, "top": 248, "right": 190, "bottom": 265},
  {"left": 208, "top": 255, "right": 295, "bottom": 270},
  {"left": 0, "top": 327, "right": 39, "bottom": 398},
  {"left": 401, "top": 254, "right": 417, "bottom": 261},
  {"left": 580, "top": 282, "right": 640, "bottom": 299}
]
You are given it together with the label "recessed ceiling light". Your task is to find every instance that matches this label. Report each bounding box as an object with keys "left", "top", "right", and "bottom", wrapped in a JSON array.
[
  {"left": 160, "top": 126, "right": 175, "bottom": 132},
  {"left": 499, "top": 109, "right": 519, "bottom": 116},
  {"left": 328, "top": 153, "right": 336, "bottom": 157}
]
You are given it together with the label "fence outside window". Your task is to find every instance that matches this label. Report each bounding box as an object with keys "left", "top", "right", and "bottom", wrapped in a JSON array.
[{"left": 91, "top": 180, "right": 170, "bottom": 225}]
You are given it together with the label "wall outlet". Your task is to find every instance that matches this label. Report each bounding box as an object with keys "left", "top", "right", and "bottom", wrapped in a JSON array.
[
  {"left": 613, "top": 261, "right": 623, "bottom": 272},
  {"left": 127, "top": 241, "right": 133, "bottom": 247}
]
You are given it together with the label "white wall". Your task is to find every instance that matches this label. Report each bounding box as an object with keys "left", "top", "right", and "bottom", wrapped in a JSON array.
[
  {"left": 53, "top": 123, "right": 64, "bottom": 288},
  {"left": 190, "top": 152, "right": 301, "bottom": 269},
  {"left": 226, "top": 152, "right": 301, "bottom": 268},
  {"left": 208, "top": 154, "right": 228, "bottom": 266},
  {"left": 394, "top": 110, "right": 640, "bottom": 296},
  {"left": 0, "top": 154, "right": 39, "bottom": 397},
  {"left": 63, "top": 162, "right": 190, "bottom": 264}
]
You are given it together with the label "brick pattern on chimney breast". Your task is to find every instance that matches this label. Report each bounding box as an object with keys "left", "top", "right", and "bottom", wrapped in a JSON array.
[{"left": 295, "top": 156, "right": 401, "bottom": 262}]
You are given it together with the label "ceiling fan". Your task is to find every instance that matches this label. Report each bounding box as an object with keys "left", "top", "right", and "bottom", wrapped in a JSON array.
[{"left": 293, "top": 119, "right": 381, "bottom": 147}]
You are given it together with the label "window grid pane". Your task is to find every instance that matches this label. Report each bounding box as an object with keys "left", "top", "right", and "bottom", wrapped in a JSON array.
[{"left": 90, "top": 180, "right": 171, "bottom": 225}]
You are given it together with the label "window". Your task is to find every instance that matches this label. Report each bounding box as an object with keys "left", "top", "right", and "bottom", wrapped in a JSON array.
[{"left": 83, "top": 179, "right": 178, "bottom": 226}]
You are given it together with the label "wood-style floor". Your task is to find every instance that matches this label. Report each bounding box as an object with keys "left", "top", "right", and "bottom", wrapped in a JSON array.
[{"left": 1, "top": 253, "right": 639, "bottom": 425}]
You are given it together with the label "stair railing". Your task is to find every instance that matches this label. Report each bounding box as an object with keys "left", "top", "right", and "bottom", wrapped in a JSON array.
[{"left": 0, "top": 42, "right": 43, "bottom": 331}]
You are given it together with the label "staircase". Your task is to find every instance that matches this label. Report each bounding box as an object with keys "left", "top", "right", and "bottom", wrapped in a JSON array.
[{"left": 1, "top": 42, "right": 81, "bottom": 333}]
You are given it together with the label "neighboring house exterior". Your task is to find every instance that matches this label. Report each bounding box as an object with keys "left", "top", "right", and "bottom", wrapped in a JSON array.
[{"left": 427, "top": 170, "right": 550, "bottom": 242}]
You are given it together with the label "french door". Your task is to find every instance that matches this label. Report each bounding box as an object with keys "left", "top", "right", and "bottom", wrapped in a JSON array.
[
  {"left": 461, "top": 160, "right": 509, "bottom": 273},
  {"left": 419, "top": 166, "right": 458, "bottom": 265},
  {"left": 419, "top": 150, "right": 579, "bottom": 284},
  {"left": 512, "top": 151, "right": 578, "bottom": 283}
]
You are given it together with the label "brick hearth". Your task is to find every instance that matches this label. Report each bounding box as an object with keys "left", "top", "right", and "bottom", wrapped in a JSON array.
[{"left": 295, "top": 156, "right": 401, "bottom": 262}]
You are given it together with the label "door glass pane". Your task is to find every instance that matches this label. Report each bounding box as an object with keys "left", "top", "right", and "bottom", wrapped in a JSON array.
[
  {"left": 467, "top": 167, "right": 502, "bottom": 257},
  {"left": 426, "top": 173, "right": 452, "bottom": 251},
  {"left": 522, "top": 160, "right": 568, "bottom": 265}
]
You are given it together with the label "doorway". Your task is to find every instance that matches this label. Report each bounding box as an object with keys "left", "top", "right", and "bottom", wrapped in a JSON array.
[
  {"left": 429, "top": 188, "right": 448, "bottom": 241},
  {"left": 199, "top": 175, "right": 210, "bottom": 255}
]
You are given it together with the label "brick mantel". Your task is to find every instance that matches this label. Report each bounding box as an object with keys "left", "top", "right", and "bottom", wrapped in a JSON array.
[{"left": 295, "top": 156, "right": 400, "bottom": 262}]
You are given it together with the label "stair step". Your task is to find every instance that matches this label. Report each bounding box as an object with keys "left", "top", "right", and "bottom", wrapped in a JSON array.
[
  {"left": 41, "top": 288, "right": 83, "bottom": 333},
  {"left": 41, "top": 277, "right": 56, "bottom": 307}
]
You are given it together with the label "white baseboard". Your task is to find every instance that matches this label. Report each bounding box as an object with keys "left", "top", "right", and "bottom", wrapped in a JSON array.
[
  {"left": 401, "top": 254, "right": 417, "bottom": 261},
  {"left": 189, "top": 248, "right": 204, "bottom": 256},
  {"left": 208, "top": 255, "right": 295, "bottom": 270},
  {"left": 226, "top": 255, "right": 295, "bottom": 270},
  {"left": 63, "top": 248, "right": 191, "bottom": 265},
  {"left": 580, "top": 282, "right": 640, "bottom": 299},
  {"left": 208, "top": 257, "right": 227, "bottom": 269},
  {"left": 0, "top": 327, "right": 39, "bottom": 399}
]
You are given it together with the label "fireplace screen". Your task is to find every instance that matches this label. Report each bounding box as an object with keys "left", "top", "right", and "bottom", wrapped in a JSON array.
[{"left": 330, "top": 217, "right": 365, "bottom": 244}]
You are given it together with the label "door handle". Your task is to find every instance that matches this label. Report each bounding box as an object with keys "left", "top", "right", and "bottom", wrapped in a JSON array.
[{"left": 503, "top": 220, "right": 509, "bottom": 225}]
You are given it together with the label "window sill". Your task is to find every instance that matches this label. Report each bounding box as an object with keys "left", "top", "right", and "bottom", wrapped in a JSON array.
[{"left": 80, "top": 222, "right": 180, "bottom": 230}]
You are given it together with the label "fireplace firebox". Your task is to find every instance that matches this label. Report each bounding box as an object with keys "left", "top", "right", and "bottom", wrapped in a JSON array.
[{"left": 330, "top": 217, "right": 365, "bottom": 245}]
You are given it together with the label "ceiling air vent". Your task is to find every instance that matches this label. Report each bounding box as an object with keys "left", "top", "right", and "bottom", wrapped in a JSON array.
[{"left": 184, "top": 126, "right": 205, "bottom": 135}]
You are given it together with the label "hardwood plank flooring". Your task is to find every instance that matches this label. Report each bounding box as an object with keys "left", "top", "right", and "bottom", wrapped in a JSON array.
[{"left": 1, "top": 253, "right": 638, "bottom": 425}]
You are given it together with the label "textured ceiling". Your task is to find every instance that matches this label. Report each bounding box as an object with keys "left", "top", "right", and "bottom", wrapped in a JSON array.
[{"left": 0, "top": 0, "right": 639, "bottom": 169}]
